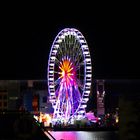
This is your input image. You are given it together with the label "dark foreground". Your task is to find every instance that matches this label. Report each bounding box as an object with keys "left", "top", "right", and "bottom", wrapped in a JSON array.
[
  {"left": 0, "top": 111, "right": 50, "bottom": 140},
  {"left": 0, "top": 111, "right": 119, "bottom": 140}
]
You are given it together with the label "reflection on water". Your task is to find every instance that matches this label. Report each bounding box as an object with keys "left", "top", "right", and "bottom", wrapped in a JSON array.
[{"left": 49, "top": 131, "right": 118, "bottom": 140}]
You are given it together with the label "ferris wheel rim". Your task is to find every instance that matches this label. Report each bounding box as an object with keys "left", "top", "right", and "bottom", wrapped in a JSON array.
[{"left": 48, "top": 28, "right": 92, "bottom": 120}]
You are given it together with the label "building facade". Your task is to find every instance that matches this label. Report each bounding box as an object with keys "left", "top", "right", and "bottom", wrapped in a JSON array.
[{"left": 0, "top": 80, "right": 53, "bottom": 114}]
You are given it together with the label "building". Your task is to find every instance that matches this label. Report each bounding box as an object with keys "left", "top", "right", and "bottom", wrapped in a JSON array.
[
  {"left": 20, "top": 80, "right": 53, "bottom": 114},
  {"left": 0, "top": 80, "right": 20, "bottom": 110},
  {"left": 96, "top": 80, "right": 105, "bottom": 116},
  {"left": 0, "top": 80, "right": 53, "bottom": 114}
]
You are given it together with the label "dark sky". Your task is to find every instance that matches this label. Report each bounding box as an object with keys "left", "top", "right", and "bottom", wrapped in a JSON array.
[{"left": 0, "top": 5, "right": 139, "bottom": 80}]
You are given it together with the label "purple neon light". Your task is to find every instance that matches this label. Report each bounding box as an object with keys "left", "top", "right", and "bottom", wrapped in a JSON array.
[
  {"left": 55, "top": 57, "right": 81, "bottom": 119},
  {"left": 48, "top": 28, "right": 92, "bottom": 123}
]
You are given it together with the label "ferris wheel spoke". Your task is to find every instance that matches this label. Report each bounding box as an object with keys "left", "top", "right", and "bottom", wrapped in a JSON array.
[
  {"left": 54, "top": 57, "right": 61, "bottom": 66},
  {"left": 71, "top": 38, "right": 77, "bottom": 61},
  {"left": 75, "top": 60, "right": 84, "bottom": 70},
  {"left": 78, "top": 60, "right": 85, "bottom": 66},
  {"left": 74, "top": 51, "right": 83, "bottom": 66},
  {"left": 54, "top": 77, "right": 62, "bottom": 86},
  {"left": 61, "top": 41, "right": 66, "bottom": 57},
  {"left": 76, "top": 79, "right": 84, "bottom": 91},
  {"left": 73, "top": 97, "right": 81, "bottom": 105},
  {"left": 56, "top": 44, "right": 65, "bottom": 60},
  {"left": 53, "top": 71, "right": 60, "bottom": 74},
  {"left": 61, "top": 38, "right": 67, "bottom": 56},
  {"left": 56, "top": 51, "right": 63, "bottom": 62},
  {"left": 76, "top": 74, "right": 84, "bottom": 77},
  {"left": 66, "top": 40, "right": 70, "bottom": 57}
]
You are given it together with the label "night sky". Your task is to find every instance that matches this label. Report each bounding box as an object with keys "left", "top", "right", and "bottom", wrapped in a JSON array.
[
  {"left": 0, "top": 5, "right": 139, "bottom": 138},
  {"left": 0, "top": 5, "right": 139, "bottom": 80}
]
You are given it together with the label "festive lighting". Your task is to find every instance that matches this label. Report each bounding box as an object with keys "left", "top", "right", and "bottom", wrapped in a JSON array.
[{"left": 48, "top": 28, "right": 92, "bottom": 124}]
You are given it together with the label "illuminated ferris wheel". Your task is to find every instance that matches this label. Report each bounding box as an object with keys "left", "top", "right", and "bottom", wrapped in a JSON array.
[{"left": 48, "top": 28, "right": 92, "bottom": 124}]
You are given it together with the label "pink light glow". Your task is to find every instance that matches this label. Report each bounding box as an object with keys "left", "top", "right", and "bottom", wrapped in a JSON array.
[
  {"left": 49, "top": 131, "right": 78, "bottom": 140},
  {"left": 86, "top": 111, "right": 97, "bottom": 121}
]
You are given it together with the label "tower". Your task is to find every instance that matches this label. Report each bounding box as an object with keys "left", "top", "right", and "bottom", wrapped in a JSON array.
[{"left": 96, "top": 80, "right": 105, "bottom": 116}]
